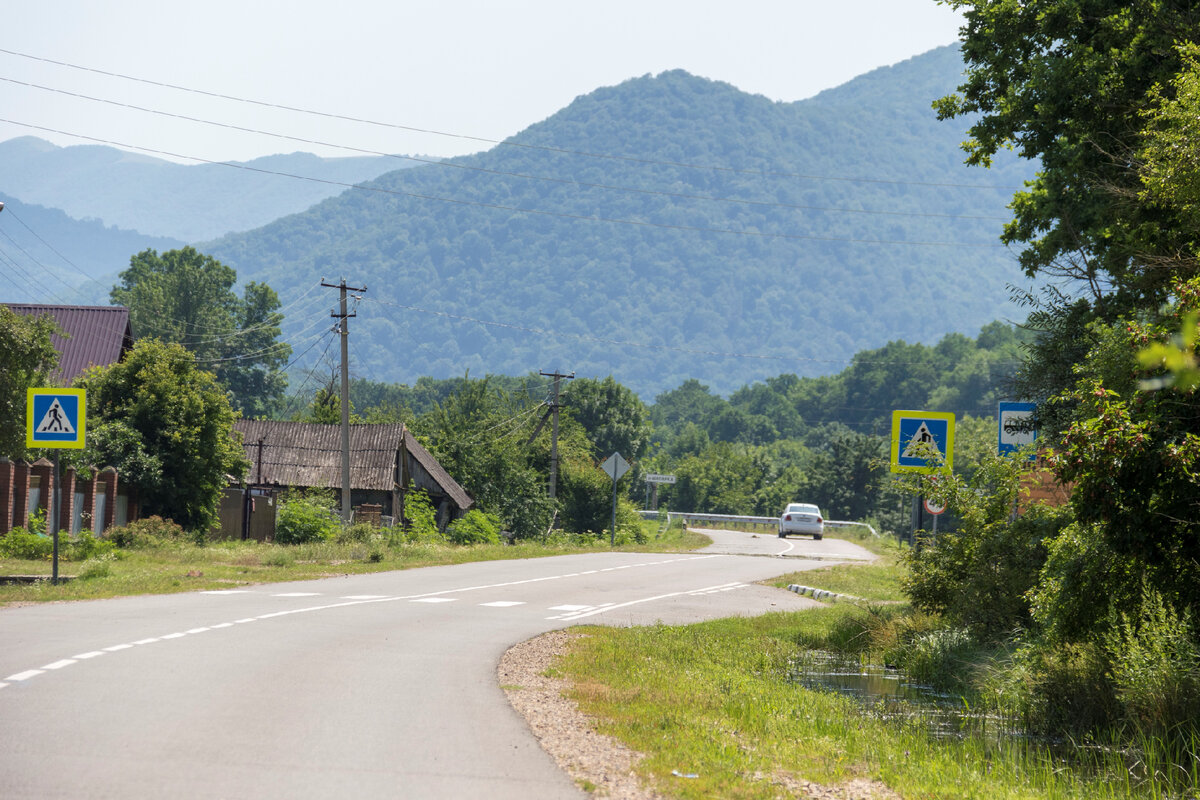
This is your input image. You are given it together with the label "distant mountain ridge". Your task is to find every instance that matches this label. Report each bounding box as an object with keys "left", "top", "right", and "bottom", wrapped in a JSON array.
[
  {"left": 0, "top": 194, "right": 184, "bottom": 302},
  {"left": 205, "top": 45, "right": 1037, "bottom": 398},
  {"left": 0, "top": 136, "right": 404, "bottom": 241}
]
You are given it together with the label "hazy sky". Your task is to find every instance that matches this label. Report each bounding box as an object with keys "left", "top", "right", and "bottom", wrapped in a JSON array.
[{"left": 2, "top": 1, "right": 964, "bottom": 164}]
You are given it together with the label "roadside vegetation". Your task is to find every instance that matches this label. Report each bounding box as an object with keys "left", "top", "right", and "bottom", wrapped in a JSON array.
[
  {"left": 559, "top": 526, "right": 1198, "bottom": 799},
  {"left": 0, "top": 514, "right": 706, "bottom": 606}
]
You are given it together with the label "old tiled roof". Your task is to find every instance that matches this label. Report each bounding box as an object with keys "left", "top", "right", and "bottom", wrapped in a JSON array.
[
  {"left": 4, "top": 304, "right": 133, "bottom": 384},
  {"left": 233, "top": 419, "right": 472, "bottom": 510}
]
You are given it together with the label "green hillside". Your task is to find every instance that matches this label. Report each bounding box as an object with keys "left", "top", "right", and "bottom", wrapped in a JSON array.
[
  {"left": 0, "top": 136, "right": 402, "bottom": 242},
  {"left": 207, "top": 45, "right": 1037, "bottom": 398},
  {"left": 0, "top": 195, "right": 184, "bottom": 301}
]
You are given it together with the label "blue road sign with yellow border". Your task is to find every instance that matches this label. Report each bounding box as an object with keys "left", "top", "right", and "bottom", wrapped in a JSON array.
[
  {"left": 890, "top": 410, "right": 954, "bottom": 474},
  {"left": 26, "top": 388, "right": 86, "bottom": 449}
]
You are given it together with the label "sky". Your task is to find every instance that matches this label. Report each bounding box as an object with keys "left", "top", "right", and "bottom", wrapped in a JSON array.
[{"left": 1, "top": 1, "right": 964, "bottom": 165}]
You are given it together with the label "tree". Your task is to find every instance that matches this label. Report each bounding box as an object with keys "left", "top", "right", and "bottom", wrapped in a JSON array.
[
  {"left": 935, "top": 0, "right": 1200, "bottom": 300},
  {"left": 415, "top": 377, "right": 554, "bottom": 539},
  {"left": 111, "top": 247, "right": 291, "bottom": 418},
  {"left": 562, "top": 376, "right": 652, "bottom": 461},
  {"left": 79, "top": 339, "right": 247, "bottom": 533},
  {"left": 0, "top": 306, "right": 59, "bottom": 458}
]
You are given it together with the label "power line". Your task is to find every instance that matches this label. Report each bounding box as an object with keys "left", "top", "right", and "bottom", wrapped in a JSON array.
[
  {"left": 0, "top": 46, "right": 1023, "bottom": 191},
  {"left": 1, "top": 75, "right": 1011, "bottom": 224},
  {"left": 0, "top": 118, "right": 1009, "bottom": 249}
]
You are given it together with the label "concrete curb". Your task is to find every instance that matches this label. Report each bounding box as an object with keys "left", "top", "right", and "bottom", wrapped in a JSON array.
[{"left": 786, "top": 584, "right": 861, "bottom": 603}]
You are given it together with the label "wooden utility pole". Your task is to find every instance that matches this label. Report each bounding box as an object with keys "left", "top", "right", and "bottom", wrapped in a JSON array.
[
  {"left": 538, "top": 370, "right": 573, "bottom": 499},
  {"left": 323, "top": 278, "right": 366, "bottom": 524}
]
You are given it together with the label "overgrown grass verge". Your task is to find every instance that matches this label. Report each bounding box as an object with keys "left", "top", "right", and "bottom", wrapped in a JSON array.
[
  {"left": 0, "top": 518, "right": 708, "bottom": 606},
  {"left": 559, "top": 614, "right": 1177, "bottom": 799}
]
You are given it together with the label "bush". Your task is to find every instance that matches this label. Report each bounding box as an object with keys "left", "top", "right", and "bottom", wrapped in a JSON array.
[
  {"left": 69, "top": 530, "right": 116, "bottom": 561},
  {"left": 446, "top": 509, "right": 501, "bottom": 545},
  {"left": 402, "top": 490, "right": 440, "bottom": 542},
  {"left": 337, "top": 522, "right": 378, "bottom": 544},
  {"left": 0, "top": 530, "right": 53, "bottom": 560},
  {"left": 990, "top": 640, "right": 1118, "bottom": 735},
  {"left": 78, "top": 554, "right": 115, "bottom": 579},
  {"left": 274, "top": 492, "right": 339, "bottom": 544},
  {"left": 901, "top": 454, "right": 1069, "bottom": 640},
  {"left": 1104, "top": 583, "right": 1200, "bottom": 737},
  {"left": 108, "top": 516, "right": 190, "bottom": 548}
]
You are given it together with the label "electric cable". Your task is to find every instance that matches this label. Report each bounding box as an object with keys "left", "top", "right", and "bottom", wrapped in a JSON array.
[
  {"left": 0, "top": 119, "right": 1009, "bottom": 249},
  {"left": 0, "top": 46, "right": 1023, "bottom": 191},
  {"left": 0, "top": 75, "right": 1010, "bottom": 223}
]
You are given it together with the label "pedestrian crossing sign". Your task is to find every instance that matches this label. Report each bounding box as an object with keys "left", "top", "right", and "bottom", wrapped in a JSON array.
[
  {"left": 26, "top": 388, "right": 86, "bottom": 449},
  {"left": 890, "top": 410, "right": 954, "bottom": 474}
]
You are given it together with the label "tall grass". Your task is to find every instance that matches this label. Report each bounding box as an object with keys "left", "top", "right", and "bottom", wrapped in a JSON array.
[{"left": 561, "top": 614, "right": 1194, "bottom": 799}]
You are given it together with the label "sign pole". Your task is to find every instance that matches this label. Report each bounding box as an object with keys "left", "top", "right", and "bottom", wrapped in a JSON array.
[
  {"left": 600, "top": 453, "right": 630, "bottom": 547},
  {"left": 611, "top": 477, "right": 618, "bottom": 548},
  {"left": 51, "top": 450, "right": 60, "bottom": 585}
]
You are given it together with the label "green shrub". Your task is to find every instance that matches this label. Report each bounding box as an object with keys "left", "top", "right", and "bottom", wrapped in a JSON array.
[
  {"left": 900, "top": 626, "right": 980, "bottom": 690},
  {"left": 445, "top": 509, "right": 502, "bottom": 545},
  {"left": 69, "top": 530, "right": 116, "bottom": 561},
  {"left": 1103, "top": 583, "right": 1200, "bottom": 737},
  {"left": 337, "top": 522, "right": 377, "bottom": 544},
  {"left": 402, "top": 490, "right": 440, "bottom": 542},
  {"left": 261, "top": 548, "right": 295, "bottom": 567},
  {"left": 274, "top": 491, "right": 339, "bottom": 544},
  {"left": 0, "top": 530, "right": 53, "bottom": 560},
  {"left": 995, "top": 640, "right": 1118, "bottom": 734},
  {"left": 78, "top": 554, "right": 115, "bottom": 579},
  {"left": 108, "top": 516, "right": 189, "bottom": 548},
  {"left": 901, "top": 456, "right": 1069, "bottom": 640}
]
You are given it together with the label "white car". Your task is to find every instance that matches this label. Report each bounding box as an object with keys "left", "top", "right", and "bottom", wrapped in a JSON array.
[{"left": 778, "top": 503, "right": 824, "bottom": 539}]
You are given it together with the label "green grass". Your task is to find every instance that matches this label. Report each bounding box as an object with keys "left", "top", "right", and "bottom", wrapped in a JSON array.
[
  {"left": 0, "top": 518, "right": 709, "bottom": 606},
  {"left": 559, "top": 616, "right": 1173, "bottom": 799},
  {"left": 552, "top": 531, "right": 1188, "bottom": 798}
]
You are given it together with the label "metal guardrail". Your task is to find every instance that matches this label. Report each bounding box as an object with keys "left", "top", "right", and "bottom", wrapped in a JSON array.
[{"left": 642, "top": 510, "right": 879, "bottom": 537}]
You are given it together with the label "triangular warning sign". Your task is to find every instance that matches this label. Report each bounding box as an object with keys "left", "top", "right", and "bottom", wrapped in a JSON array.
[
  {"left": 36, "top": 398, "right": 75, "bottom": 435},
  {"left": 901, "top": 422, "right": 938, "bottom": 459}
]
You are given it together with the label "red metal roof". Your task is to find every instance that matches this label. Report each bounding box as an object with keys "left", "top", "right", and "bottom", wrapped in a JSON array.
[{"left": 4, "top": 304, "right": 133, "bottom": 384}]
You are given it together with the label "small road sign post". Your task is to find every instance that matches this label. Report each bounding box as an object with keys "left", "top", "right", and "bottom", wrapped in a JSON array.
[
  {"left": 600, "top": 453, "right": 630, "bottom": 547},
  {"left": 890, "top": 410, "right": 955, "bottom": 474},
  {"left": 998, "top": 400, "right": 1037, "bottom": 459},
  {"left": 643, "top": 473, "right": 675, "bottom": 511},
  {"left": 891, "top": 410, "right": 954, "bottom": 550},
  {"left": 27, "top": 388, "right": 87, "bottom": 585}
]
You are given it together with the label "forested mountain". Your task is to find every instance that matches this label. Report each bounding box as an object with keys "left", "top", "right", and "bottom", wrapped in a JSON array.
[
  {"left": 208, "top": 45, "right": 1037, "bottom": 398},
  {"left": 0, "top": 136, "right": 402, "bottom": 241},
  {"left": 0, "top": 194, "right": 184, "bottom": 300}
]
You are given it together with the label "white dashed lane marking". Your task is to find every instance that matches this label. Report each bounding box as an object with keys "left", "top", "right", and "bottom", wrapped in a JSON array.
[{"left": 1, "top": 555, "right": 724, "bottom": 692}]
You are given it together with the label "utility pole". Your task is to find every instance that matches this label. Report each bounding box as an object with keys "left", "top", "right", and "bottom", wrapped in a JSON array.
[
  {"left": 323, "top": 278, "right": 366, "bottom": 524},
  {"left": 537, "top": 370, "right": 573, "bottom": 499}
]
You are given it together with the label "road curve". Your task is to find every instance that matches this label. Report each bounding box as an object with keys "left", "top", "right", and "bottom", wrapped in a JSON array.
[{"left": 0, "top": 536, "right": 866, "bottom": 799}]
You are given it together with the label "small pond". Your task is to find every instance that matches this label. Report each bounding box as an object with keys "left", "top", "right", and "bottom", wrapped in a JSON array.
[{"left": 787, "top": 651, "right": 1024, "bottom": 742}]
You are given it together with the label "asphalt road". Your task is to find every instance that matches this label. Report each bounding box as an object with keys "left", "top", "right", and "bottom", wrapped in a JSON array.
[{"left": 0, "top": 530, "right": 874, "bottom": 799}]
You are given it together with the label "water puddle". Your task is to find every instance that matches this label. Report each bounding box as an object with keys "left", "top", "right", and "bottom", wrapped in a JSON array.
[{"left": 787, "top": 651, "right": 1022, "bottom": 741}]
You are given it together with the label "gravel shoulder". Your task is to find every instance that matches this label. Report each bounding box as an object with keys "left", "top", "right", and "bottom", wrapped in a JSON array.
[{"left": 499, "top": 629, "right": 900, "bottom": 800}]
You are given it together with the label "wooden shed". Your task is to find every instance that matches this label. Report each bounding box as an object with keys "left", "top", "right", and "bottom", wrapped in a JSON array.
[{"left": 223, "top": 420, "right": 472, "bottom": 539}]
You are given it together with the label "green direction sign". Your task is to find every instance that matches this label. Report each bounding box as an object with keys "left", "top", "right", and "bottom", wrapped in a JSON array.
[
  {"left": 27, "top": 388, "right": 86, "bottom": 449},
  {"left": 890, "top": 410, "right": 954, "bottom": 474}
]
